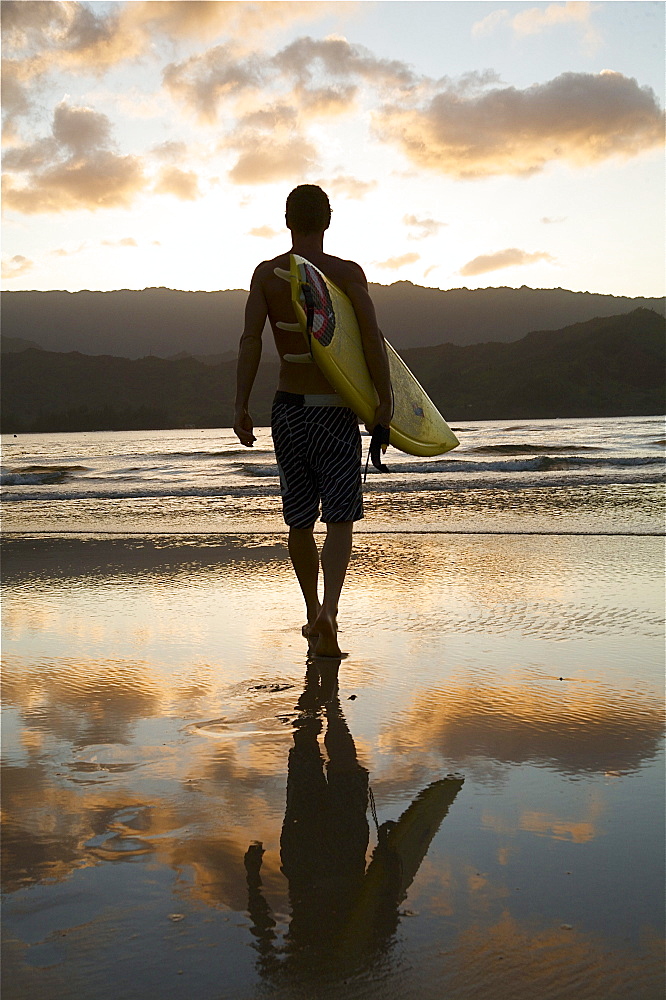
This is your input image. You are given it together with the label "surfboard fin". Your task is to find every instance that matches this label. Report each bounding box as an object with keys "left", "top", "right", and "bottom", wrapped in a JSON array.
[
  {"left": 274, "top": 267, "right": 291, "bottom": 282},
  {"left": 283, "top": 352, "right": 314, "bottom": 364},
  {"left": 276, "top": 321, "right": 302, "bottom": 332}
]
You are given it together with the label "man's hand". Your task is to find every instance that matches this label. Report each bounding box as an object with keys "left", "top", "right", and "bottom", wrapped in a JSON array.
[
  {"left": 234, "top": 408, "right": 256, "bottom": 447},
  {"left": 366, "top": 399, "right": 393, "bottom": 434}
]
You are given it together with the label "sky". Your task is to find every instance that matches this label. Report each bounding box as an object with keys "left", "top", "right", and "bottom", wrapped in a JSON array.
[{"left": 2, "top": 0, "right": 664, "bottom": 296}]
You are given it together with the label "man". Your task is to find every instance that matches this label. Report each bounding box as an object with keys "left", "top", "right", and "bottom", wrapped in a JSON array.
[{"left": 234, "top": 185, "right": 392, "bottom": 657}]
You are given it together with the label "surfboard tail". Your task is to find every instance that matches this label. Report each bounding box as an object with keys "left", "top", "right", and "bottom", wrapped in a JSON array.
[{"left": 334, "top": 776, "right": 464, "bottom": 968}]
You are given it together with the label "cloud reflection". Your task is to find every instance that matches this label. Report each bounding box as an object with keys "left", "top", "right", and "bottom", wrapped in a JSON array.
[{"left": 381, "top": 679, "right": 664, "bottom": 778}]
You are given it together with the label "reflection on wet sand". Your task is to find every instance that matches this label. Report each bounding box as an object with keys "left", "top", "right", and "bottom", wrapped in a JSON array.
[
  {"left": 244, "top": 659, "right": 464, "bottom": 983},
  {"left": 1, "top": 532, "right": 663, "bottom": 999},
  {"left": 382, "top": 679, "right": 665, "bottom": 778}
]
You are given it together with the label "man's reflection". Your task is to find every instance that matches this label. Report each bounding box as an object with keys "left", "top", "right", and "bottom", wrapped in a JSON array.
[{"left": 244, "top": 657, "right": 463, "bottom": 980}]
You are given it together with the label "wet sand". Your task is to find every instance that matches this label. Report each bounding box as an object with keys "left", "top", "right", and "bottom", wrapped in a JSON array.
[{"left": 1, "top": 533, "right": 664, "bottom": 1000}]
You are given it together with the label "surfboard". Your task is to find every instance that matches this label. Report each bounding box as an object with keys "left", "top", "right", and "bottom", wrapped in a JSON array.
[
  {"left": 335, "top": 776, "right": 464, "bottom": 968},
  {"left": 276, "top": 254, "right": 459, "bottom": 457}
]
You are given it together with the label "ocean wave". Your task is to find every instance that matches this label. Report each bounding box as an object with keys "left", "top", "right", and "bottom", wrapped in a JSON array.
[
  {"left": 469, "top": 444, "right": 602, "bottom": 454},
  {"left": 237, "top": 464, "right": 279, "bottom": 478},
  {"left": 1, "top": 464, "right": 90, "bottom": 486},
  {"left": 394, "top": 455, "right": 665, "bottom": 475},
  {"left": 147, "top": 448, "right": 275, "bottom": 460},
  {"left": 2, "top": 468, "right": 663, "bottom": 504},
  {"left": 2, "top": 471, "right": 68, "bottom": 486}
]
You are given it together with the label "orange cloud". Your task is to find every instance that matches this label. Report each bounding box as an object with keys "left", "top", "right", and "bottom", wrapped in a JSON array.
[
  {"left": 375, "top": 71, "right": 664, "bottom": 179},
  {"left": 154, "top": 165, "right": 201, "bottom": 201},
  {"left": 2, "top": 2, "right": 348, "bottom": 144},
  {"left": 273, "top": 34, "right": 418, "bottom": 91},
  {"left": 460, "top": 248, "right": 555, "bottom": 276},
  {"left": 325, "top": 175, "right": 378, "bottom": 199},
  {"left": 100, "top": 237, "right": 139, "bottom": 249},
  {"left": 230, "top": 138, "right": 318, "bottom": 185},
  {"left": 163, "top": 44, "right": 264, "bottom": 125},
  {"left": 225, "top": 106, "right": 319, "bottom": 185},
  {"left": 248, "top": 226, "right": 280, "bottom": 239},
  {"left": 2, "top": 1, "right": 342, "bottom": 72},
  {"left": 1, "top": 254, "right": 34, "bottom": 279},
  {"left": 375, "top": 252, "right": 420, "bottom": 270},
  {"left": 2, "top": 101, "right": 145, "bottom": 214},
  {"left": 404, "top": 214, "right": 446, "bottom": 239},
  {"left": 163, "top": 35, "right": 420, "bottom": 126}
]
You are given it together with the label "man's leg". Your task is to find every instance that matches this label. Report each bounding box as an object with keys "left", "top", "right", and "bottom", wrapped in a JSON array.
[
  {"left": 314, "top": 521, "right": 353, "bottom": 657},
  {"left": 288, "top": 525, "right": 321, "bottom": 635}
]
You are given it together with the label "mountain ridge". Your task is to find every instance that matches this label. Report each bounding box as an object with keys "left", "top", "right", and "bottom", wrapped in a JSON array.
[
  {"left": 2, "top": 308, "right": 663, "bottom": 433},
  {"left": 2, "top": 284, "right": 663, "bottom": 361}
]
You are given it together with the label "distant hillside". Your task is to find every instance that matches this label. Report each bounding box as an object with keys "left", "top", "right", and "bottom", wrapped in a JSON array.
[
  {"left": 2, "top": 284, "right": 663, "bottom": 360},
  {"left": 2, "top": 309, "right": 663, "bottom": 433},
  {"left": 1, "top": 335, "right": 43, "bottom": 353},
  {"left": 400, "top": 308, "right": 665, "bottom": 420}
]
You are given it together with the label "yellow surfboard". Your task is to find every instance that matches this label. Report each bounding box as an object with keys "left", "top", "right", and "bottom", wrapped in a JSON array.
[{"left": 280, "top": 254, "right": 459, "bottom": 457}]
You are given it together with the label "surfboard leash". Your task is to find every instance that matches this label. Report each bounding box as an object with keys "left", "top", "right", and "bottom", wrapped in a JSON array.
[{"left": 363, "top": 385, "right": 395, "bottom": 481}]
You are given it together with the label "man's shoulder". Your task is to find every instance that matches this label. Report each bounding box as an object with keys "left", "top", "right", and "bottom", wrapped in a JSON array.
[
  {"left": 307, "top": 252, "right": 367, "bottom": 292},
  {"left": 323, "top": 253, "right": 365, "bottom": 275},
  {"left": 253, "top": 252, "right": 290, "bottom": 276}
]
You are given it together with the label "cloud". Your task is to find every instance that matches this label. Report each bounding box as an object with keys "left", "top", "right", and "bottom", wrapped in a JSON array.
[
  {"left": 154, "top": 166, "right": 201, "bottom": 200},
  {"left": 273, "top": 34, "right": 418, "bottom": 92},
  {"left": 1, "top": 254, "right": 34, "bottom": 279},
  {"left": 325, "top": 175, "right": 378, "bottom": 199},
  {"left": 375, "top": 252, "right": 420, "bottom": 270},
  {"left": 460, "top": 248, "right": 555, "bottom": 277},
  {"left": 225, "top": 106, "right": 319, "bottom": 185},
  {"left": 512, "top": 2, "right": 599, "bottom": 42},
  {"left": 230, "top": 139, "right": 318, "bottom": 185},
  {"left": 151, "top": 141, "right": 189, "bottom": 162},
  {"left": 1, "top": 58, "right": 39, "bottom": 141},
  {"left": 375, "top": 71, "right": 664, "bottom": 179},
  {"left": 2, "top": 1, "right": 340, "bottom": 72},
  {"left": 404, "top": 214, "right": 446, "bottom": 239},
  {"left": 1, "top": 1, "right": 141, "bottom": 74},
  {"left": 248, "top": 226, "right": 280, "bottom": 239},
  {"left": 51, "top": 243, "right": 87, "bottom": 257},
  {"left": 2, "top": 2, "right": 345, "bottom": 138},
  {"left": 472, "top": 2, "right": 601, "bottom": 52},
  {"left": 163, "top": 44, "right": 265, "bottom": 125},
  {"left": 163, "top": 34, "right": 420, "bottom": 126},
  {"left": 541, "top": 216, "right": 566, "bottom": 224},
  {"left": 471, "top": 9, "right": 510, "bottom": 38},
  {"left": 2, "top": 101, "right": 145, "bottom": 214},
  {"left": 100, "top": 237, "right": 139, "bottom": 249}
]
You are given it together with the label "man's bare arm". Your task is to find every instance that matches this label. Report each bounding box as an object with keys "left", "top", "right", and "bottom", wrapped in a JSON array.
[
  {"left": 234, "top": 270, "right": 268, "bottom": 446},
  {"left": 346, "top": 277, "right": 393, "bottom": 429}
]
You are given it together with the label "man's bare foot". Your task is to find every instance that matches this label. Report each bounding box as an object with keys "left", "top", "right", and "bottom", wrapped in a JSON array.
[{"left": 313, "top": 613, "right": 341, "bottom": 657}]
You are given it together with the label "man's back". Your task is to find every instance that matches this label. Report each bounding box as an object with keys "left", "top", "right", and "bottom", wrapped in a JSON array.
[{"left": 254, "top": 249, "right": 367, "bottom": 396}]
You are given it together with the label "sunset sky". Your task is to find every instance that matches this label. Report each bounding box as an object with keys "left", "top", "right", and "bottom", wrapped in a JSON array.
[{"left": 2, "top": 1, "right": 664, "bottom": 296}]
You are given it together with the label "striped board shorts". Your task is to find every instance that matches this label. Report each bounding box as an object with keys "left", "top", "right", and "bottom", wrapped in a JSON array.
[{"left": 271, "top": 391, "right": 364, "bottom": 529}]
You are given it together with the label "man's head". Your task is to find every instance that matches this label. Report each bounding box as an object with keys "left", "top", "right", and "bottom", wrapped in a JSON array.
[{"left": 285, "top": 185, "right": 331, "bottom": 235}]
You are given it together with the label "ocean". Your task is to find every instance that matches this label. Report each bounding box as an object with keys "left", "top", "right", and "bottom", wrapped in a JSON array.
[{"left": 2, "top": 414, "right": 664, "bottom": 536}]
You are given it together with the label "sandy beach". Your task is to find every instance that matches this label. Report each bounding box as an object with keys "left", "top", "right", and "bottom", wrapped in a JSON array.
[{"left": 2, "top": 530, "right": 664, "bottom": 1000}]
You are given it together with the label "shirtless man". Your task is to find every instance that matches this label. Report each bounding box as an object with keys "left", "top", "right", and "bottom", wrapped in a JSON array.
[{"left": 234, "top": 185, "right": 392, "bottom": 657}]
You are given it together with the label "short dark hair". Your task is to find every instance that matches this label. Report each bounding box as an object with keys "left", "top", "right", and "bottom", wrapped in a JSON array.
[{"left": 285, "top": 185, "right": 331, "bottom": 234}]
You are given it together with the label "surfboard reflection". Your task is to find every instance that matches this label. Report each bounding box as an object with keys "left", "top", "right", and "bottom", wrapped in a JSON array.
[{"left": 244, "top": 658, "right": 464, "bottom": 981}]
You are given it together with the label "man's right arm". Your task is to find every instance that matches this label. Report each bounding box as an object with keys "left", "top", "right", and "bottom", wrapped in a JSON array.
[{"left": 233, "top": 267, "right": 268, "bottom": 447}]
